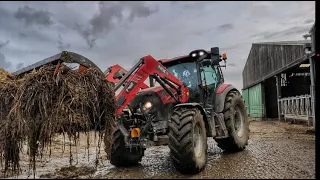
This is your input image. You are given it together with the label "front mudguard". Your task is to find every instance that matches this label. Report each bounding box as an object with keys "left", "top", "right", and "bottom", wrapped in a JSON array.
[{"left": 214, "top": 85, "right": 239, "bottom": 113}]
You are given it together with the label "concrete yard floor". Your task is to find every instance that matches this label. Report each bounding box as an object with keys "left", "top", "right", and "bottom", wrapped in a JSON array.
[{"left": 2, "top": 120, "right": 316, "bottom": 179}]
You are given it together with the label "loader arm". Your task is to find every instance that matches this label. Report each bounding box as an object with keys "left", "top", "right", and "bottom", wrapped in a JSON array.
[
  {"left": 105, "top": 64, "right": 149, "bottom": 89},
  {"left": 115, "top": 55, "right": 189, "bottom": 115}
]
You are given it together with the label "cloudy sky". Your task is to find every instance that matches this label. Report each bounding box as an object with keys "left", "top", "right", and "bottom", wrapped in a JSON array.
[{"left": 0, "top": 1, "right": 315, "bottom": 90}]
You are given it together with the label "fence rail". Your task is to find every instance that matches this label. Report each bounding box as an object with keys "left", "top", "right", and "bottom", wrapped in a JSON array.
[{"left": 278, "top": 94, "right": 313, "bottom": 124}]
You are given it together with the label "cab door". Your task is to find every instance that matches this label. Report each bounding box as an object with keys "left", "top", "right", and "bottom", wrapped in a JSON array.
[{"left": 200, "top": 64, "right": 222, "bottom": 107}]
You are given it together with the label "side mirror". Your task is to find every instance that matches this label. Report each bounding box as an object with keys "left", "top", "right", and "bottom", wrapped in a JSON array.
[
  {"left": 211, "top": 47, "right": 220, "bottom": 64},
  {"left": 211, "top": 47, "right": 219, "bottom": 55}
]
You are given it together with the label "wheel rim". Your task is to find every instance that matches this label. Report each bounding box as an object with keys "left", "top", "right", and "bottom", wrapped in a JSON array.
[
  {"left": 193, "top": 123, "right": 203, "bottom": 158},
  {"left": 234, "top": 106, "right": 245, "bottom": 138}
]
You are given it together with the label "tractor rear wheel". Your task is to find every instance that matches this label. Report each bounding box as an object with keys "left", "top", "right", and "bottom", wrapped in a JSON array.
[
  {"left": 216, "top": 90, "right": 249, "bottom": 152},
  {"left": 109, "top": 129, "right": 144, "bottom": 167},
  {"left": 168, "top": 107, "right": 207, "bottom": 174}
]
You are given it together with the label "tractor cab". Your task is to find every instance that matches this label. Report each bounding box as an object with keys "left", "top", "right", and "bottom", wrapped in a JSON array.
[{"left": 159, "top": 47, "right": 227, "bottom": 107}]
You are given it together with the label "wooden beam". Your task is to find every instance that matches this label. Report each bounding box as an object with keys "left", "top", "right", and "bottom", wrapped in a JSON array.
[{"left": 276, "top": 74, "right": 282, "bottom": 121}]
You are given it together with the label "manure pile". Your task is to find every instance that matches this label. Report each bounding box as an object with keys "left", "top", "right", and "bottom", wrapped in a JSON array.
[{"left": 0, "top": 65, "right": 116, "bottom": 177}]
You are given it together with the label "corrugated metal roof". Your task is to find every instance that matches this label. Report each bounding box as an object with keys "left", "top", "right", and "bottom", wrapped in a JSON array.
[{"left": 252, "top": 40, "right": 311, "bottom": 46}]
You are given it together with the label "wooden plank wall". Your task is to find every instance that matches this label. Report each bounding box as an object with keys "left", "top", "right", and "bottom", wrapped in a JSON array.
[{"left": 242, "top": 44, "right": 305, "bottom": 89}]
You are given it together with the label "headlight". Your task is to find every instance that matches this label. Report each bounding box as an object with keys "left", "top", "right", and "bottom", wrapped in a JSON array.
[
  {"left": 199, "top": 51, "right": 205, "bottom": 56},
  {"left": 143, "top": 101, "right": 152, "bottom": 110},
  {"left": 191, "top": 53, "right": 197, "bottom": 57}
]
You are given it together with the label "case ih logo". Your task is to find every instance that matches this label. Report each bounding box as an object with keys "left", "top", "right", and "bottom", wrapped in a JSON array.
[{"left": 157, "top": 65, "right": 169, "bottom": 75}]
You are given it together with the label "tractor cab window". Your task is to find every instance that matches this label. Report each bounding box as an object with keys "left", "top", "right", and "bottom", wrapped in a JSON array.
[
  {"left": 200, "top": 63, "right": 220, "bottom": 89},
  {"left": 166, "top": 62, "right": 198, "bottom": 89}
]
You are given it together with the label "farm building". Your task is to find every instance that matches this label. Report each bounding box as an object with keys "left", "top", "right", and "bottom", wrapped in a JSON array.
[{"left": 242, "top": 23, "right": 316, "bottom": 127}]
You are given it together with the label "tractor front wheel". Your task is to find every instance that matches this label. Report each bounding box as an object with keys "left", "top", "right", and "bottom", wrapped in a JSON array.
[
  {"left": 168, "top": 107, "right": 207, "bottom": 174},
  {"left": 216, "top": 90, "right": 249, "bottom": 152},
  {"left": 109, "top": 129, "right": 145, "bottom": 167}
]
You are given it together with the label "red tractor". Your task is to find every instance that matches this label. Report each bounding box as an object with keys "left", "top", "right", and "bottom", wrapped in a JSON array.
[
  {"left": 105, "top": 47, "right": 249, "bottom": 174},
  {"left": 14, "top": 47, "right": 249, "bottom": 174}
]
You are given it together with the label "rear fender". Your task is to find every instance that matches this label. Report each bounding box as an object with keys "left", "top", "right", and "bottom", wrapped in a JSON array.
[
  {"left": 214, "top": 84, "right": 239, "bottom": 113},
  {"left": 174, "top": 103, "right": 214, "bottom": 137}
]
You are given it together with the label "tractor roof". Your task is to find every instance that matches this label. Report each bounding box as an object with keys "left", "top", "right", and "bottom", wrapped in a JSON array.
[
  {"left": 158, "top": 55, "right": 189, "bottom": 64},
  {"left": 158, "top": 50, "right": 211, "bottom": 64}
]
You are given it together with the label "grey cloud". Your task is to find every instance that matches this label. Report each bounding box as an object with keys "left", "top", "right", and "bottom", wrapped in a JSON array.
[
  {"left": 282, "top": 26, "right": 310, "bottom": 36},
  {"left": 57, "top": 34, "right": 71, "bottom": 51},
  {"left": 73, "top": 23, "right": 96, "bottom": 49},
  {"left": 14, "top": 5, "right": 54, "bottom": 27},
  {"left": 191, "top": 27, "right": 215, "bottom": 36},
  {"left": 304, "top": 19, "right": 314, "bottom": 24},
  {"left": 90, "top": 2, "right": 124, "bottom": 36},
  {"left": 0, "top": 52, "right": 11, "bottom": 69},
  {"left": 18, "top": 32, "right": 27, "bottom": 38},
  {"left": 121, "top": 1, "right": 159, "bottom": 22},
  {"left": 16, "top": 62, "right": 24, "bottom": 70},
  {"left": 221, "top": 44, "right": 242, "bottom": 51},
  {"left": 228, "top": 63, "right": 237, "bottom": 67},
  {"left": 74, "top": 1, "right": 158, "bottom": 48},
  {"left": 181, "top": 2, "right": 213, "bottom": 10},
  {"left": 250, "top": 26, "right": 311, "bottom": 40},
  {"left": 0, "top": 40, "right": 11, "bottom": 69},
  {"left": 249, "top": 2, "right": 271, "bottom": 18},
  {"left": 218, "top": 23, "right": 234, "bottom": 31},
  {"left": 0, "top": 6, "right": 10, "bottom": 19},
  {"left": 0, "top": 40, "right": 10, "bottom": 48},
  {"left": 72, "top": 2, "right": 123, "bottom": 49},
  {"left": 0, "top": 1, "right": 315, "bottom": 87}
]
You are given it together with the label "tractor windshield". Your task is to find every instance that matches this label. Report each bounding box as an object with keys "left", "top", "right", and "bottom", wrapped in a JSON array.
[{"left": 166, "top": 62, "right": 198, "bottom": 88}]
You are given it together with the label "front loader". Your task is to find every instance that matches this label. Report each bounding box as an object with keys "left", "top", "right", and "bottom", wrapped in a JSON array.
[{"left": 106, "top": 47, "right": 249, "bottom": 174}]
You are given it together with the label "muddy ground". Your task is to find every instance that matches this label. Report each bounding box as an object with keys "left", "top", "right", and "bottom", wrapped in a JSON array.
[{"left": 2, "top": 119, "right": 315, "bottom": 179}]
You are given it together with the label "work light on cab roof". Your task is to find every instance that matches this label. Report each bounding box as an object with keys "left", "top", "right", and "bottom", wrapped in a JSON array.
[
  {"left": 189, "top": 49, "right": 208, "bottom": 58},
  {"left": 188, "top": 47, "right": 228, "bottom": 69}
]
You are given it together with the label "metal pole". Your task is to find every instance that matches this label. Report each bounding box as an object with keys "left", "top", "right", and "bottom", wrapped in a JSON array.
[
  {"left": 309, "top": 56, "right": 316, "bottom": 129},
  {"left": 275, "top": 74, "right": 282, "bottom": 121}
]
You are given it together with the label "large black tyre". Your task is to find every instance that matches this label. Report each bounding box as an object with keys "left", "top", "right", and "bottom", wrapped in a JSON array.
[
  {"left": 216, "top": 90, "right": 249, "bottom": 152},
  {"left": 168, "top": 107, "right": 207, "bottom": 174},
  {"left": 109, "top": 129, "right": 145, "bottom": 167}
]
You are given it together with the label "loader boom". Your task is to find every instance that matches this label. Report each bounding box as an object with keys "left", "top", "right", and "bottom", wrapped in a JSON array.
[
  {"left": 105, "top": 64, "right": 149, "bottom": 89},
  {"left": 114, "top": 55, "right": 189, "bottom": 115}
]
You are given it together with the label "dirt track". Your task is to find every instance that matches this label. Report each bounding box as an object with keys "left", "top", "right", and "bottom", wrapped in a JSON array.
[{"left": 2, "top": 120, "right": 315, "bottom": 179}]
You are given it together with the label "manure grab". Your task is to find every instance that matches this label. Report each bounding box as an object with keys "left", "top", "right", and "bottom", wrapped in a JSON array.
[{"left": 0, "top": 65, "right": 116, "bottom": 177}]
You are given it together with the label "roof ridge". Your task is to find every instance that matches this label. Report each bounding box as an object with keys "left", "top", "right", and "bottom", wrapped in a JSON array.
[{"left": 252, "top": 40, "right": 311, "bottom": 46}]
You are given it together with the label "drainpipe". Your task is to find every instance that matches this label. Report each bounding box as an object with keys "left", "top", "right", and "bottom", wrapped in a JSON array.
[{"left": 309, "top": 55, "right": 316, "bottom": 129}]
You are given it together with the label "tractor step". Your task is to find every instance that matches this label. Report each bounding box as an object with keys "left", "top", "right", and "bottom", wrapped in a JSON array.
[{"left": 213, "top": 113, "right": 229, "bottom": 138}]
